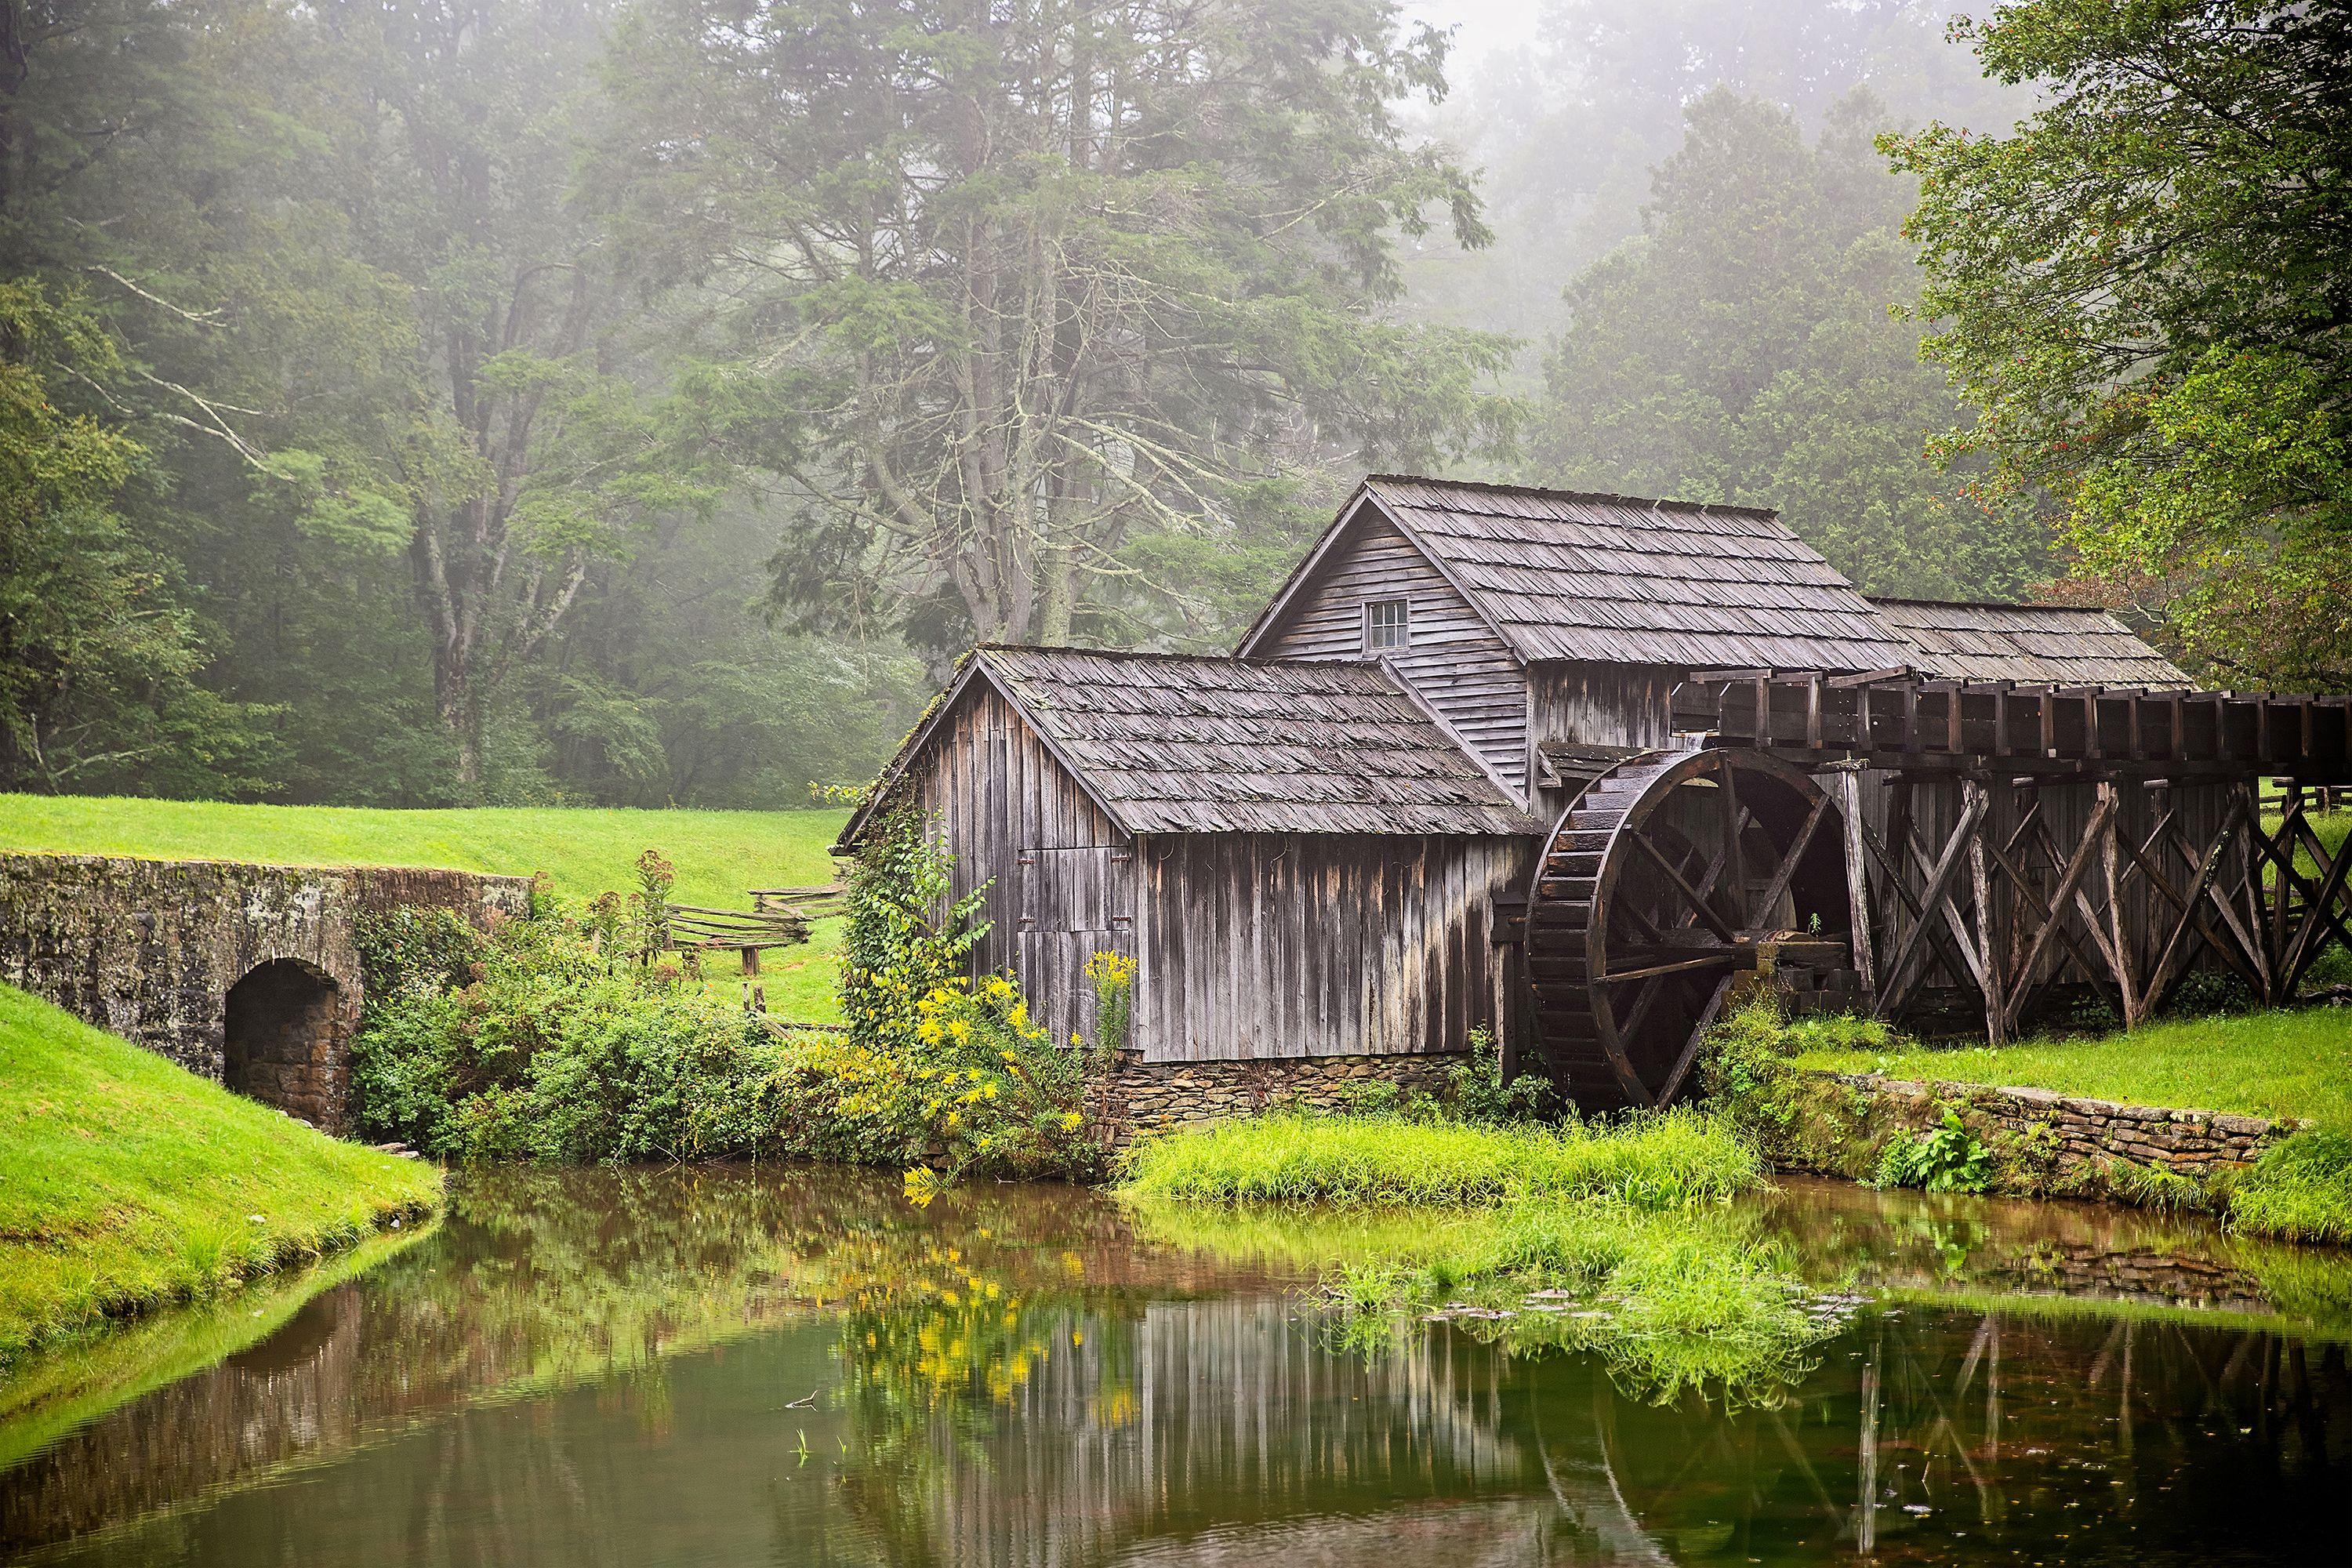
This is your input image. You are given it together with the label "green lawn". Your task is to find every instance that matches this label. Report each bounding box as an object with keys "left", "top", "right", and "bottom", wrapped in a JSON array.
[
  {"left": 0, "top": 793, "right": 850, "bottom": 910},
  {"left": 1791, "top": 1006, "right": 2352, "bottom": 1128},
  {"left": 0, "top": 984, "right": 443, "bottom": 1370},
  {"left": 0, "top": 794, "right": 856, "bottom": 1023}
]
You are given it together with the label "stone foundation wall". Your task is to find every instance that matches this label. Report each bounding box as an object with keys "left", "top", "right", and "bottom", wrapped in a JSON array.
[
  {"left": 1092, "top": 1049, "right": 1469, "bottom": 1143},
  {"left": 1800, "top": 1069, "right": 2290, "bottom": 1186},
  {"left": 0, "top": 853, "right": 532, "bottom": 1130}
]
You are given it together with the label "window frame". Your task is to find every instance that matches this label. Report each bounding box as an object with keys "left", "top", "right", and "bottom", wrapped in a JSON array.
[{"left": 1363, "top": 597, "right": 1411, "bottom": 653}]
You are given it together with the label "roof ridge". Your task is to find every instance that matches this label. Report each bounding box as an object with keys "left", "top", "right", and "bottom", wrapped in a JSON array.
[
  {"left": 1363, "top": 473, "right": 1782, "bottom": 521},
  {"left": 975, "top": 641, "right": 1334, "bottom": 667},
  {"left": 1867, "top": 595, "right": 2117, "bottom": 612}
]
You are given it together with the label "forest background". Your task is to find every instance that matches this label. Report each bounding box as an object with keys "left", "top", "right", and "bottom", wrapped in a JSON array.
[{"left": 5, "top": 0, "right": 2337, "bottom": 809}]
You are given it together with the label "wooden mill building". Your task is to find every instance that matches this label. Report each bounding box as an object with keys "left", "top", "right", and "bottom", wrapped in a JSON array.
[{"left": 838, "top": 475, "right": 2285, "bottom": 1099}]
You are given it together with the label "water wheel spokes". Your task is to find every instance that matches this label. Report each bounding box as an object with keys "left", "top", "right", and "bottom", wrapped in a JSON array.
[{"left": 1524, "top": 748, "right": 1849, "bottom": 1110}]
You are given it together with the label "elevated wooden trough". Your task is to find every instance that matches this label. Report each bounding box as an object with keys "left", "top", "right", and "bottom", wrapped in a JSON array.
[{"left": 1517, "top": 671, "right": 2352, "bottom": 1110}]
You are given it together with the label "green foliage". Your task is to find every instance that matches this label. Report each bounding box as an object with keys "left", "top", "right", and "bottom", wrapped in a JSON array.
[
  {"left": 0, "top": 983, "right": 439, "bottom": 1370},
  {"left": 2100, "top": 1158, "right": 2209, "bottom": 1215},
  {"left": 1532, "top": 89, "right": 2048, "bottom": 600},
  {"left": 1872, "top": 1109, "right": 1995, "bottom": 1195},
  {"left": 1444, "top": 1025, "right": 1556, "bottom": 1125},
  {"left": 838, "top": 809, "right": 989, "bottom": 1052},
  {"left": 350, "top": 904, "right": 787, "bottom": 1163},
  {"left": 1119, "top": 1098, "right": 1820, "bottom": 1407},
  {"left": 0, "top": 282, "right": 274, "bottom": 794},
  {"left": 1117, "top": 1105, "right": 1763, "bottom": 1209},
  {"left": 1889, "top": 0, "right": 2350, "bottom": 684}
]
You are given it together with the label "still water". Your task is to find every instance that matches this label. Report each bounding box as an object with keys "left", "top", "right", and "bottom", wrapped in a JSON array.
[{"left": 2, "top": 1168, "right": 2347, "bottom": 1566}]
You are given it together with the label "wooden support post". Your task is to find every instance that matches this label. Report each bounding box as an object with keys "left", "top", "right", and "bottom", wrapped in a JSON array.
[
  {"left": 1967, "top": 778, "right": 2009, "bottom": 1044},
  {"left": 1835, "top": 769, "right": 1878, "bottom": 1002},
  {"left": 741, "top": 944, "right": 765, "bottom": 1013},
  {"left": 2099, "top": 782, "right": 2144, "bottom": 1028}
]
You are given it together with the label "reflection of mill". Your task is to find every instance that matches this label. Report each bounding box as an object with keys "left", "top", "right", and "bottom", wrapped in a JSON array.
[{"left": 857, "top": 1298, "right": 1672, "bottom": 1568}]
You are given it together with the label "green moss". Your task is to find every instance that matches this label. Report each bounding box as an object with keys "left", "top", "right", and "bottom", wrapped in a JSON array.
[{"left": 0, "top": 984, "right": 442, "bottom": 1370}]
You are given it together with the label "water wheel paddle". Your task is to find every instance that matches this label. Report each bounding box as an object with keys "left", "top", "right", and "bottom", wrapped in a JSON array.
[{"left": 1522, "top": 748, "right": 1849, "bottom": 1109}]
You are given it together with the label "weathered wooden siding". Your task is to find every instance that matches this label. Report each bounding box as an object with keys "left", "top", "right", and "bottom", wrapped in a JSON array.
[
  {"left": 1133, "top": 833, "right": 1534, "bottom": 1062},
  {"left": 1243, "top": 510, "right": 1531, "bottom": 796},
  {"left": 1525, "top": 660, "right": 1684, "bottom": 822},
  {"left": 906, "top": 681, "right": 1135, "bottom": 1048},
  {"left": 1527, "top": 661, "right": 1682, "bottom": 751}
]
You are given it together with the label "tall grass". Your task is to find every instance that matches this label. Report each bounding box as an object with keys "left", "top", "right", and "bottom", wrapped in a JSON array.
[
  {"left": 2227, "top": 1130, "right": 2352, "bottom": 1245},
  {"left": 1116, "top": 1105, "right": 1762, "bottom": 1208},
  {"left": 1119, "top": 1107, "right": 1829, "bottom": 1406}
]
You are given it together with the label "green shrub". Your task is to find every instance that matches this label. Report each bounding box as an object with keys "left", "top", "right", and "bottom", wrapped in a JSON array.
[
  {"left": 1445, "top": 1025, "right": 1555, "bottom": 1124},
  {"left": 352, "top": 898, "right": 1100, "bottom": 1178},
  {"left": 1873, "top": 1109, "right": 1995, "bottom": 1194}
]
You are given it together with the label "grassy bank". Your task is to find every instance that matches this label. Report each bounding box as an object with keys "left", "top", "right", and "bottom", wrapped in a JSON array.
[
  {"left": 1118, "top": 1110, "right": 1832, "bottom": 1405},
  {"left": 1789, "top": 1006, "right": 2352, "bottom": 1128},
  {"left": 1712, "top": 1000, "right": 2352, "bottom": 1245},
  {"left": 0, "top": 985, "right": 442, "bottom": 1370}
]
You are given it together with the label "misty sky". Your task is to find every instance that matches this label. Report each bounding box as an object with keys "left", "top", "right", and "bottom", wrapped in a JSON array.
[{"left": 1405, "top": 0, "right": 1546, "bottom": 74}]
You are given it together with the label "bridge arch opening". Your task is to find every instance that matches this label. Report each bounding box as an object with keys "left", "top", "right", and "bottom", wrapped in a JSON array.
[{"left": 223, "top": 959, "right": 343, "bottom": 1126}]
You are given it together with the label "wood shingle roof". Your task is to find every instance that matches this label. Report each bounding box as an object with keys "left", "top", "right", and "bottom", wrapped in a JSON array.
[
  {"left": 1352, "top": 476, "right": 1918, "bottom": 672},
  {"left": 1867, "top": 598, "right": 2190, "bottom": 687},
  {"left": 846, "top": 647, "right": 1543, "bottom": 842}
]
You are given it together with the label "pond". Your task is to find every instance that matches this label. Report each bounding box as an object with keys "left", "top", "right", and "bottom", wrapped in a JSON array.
[{"left": 2, "top": 1168, "right": 2348, "bottom": 1566}]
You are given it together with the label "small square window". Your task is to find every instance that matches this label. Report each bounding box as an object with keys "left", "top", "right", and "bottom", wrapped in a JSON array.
[{"left": 1365, "top": 597, "right": 1410, "bottom": 652}]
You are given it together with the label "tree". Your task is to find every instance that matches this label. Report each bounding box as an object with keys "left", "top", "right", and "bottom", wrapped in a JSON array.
[
  {"left": 1396, "top": 0, "right": 2037, "bottom": 347},
  {"left": 311, "top": 0, "right": 746, "bottom": 790},
  {"left": 0, "top": 283, "right": 270, "bottom": 791},
  {"left": 1534, "top": 89, "right": 2049, "bottom": 599},
  {"left": 1888, "top": 0, "right": 2352, "bottom": 684},
  {"left": 601, "top": 0, "right": 1516, "bottom": 652}
]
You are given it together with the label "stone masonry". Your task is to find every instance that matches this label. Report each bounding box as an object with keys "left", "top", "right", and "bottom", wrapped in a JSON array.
[
  {"left": 1092, "top": 1048, "right": 1470, "bottom": 1144},
  {"left": 1, "top": 852, "right": 532, "bottom": 1131},
  {"left": 1812, "top": 1069, "right": 2291, "bottom": 1182}
]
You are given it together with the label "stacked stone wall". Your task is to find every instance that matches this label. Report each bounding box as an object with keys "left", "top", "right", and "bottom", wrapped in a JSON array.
[
  {"left": 1091, "top": 1049, "right": 1469, "bottom": 1144},
  {"left": 1800, "top": 1069, "right": 2290, "bottom": 1185},
  {"left": 0, "top": 852, "right": 531, "bottom": 1130}
]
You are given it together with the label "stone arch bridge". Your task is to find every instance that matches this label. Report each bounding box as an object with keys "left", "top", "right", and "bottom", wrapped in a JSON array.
[{"left": 1, "top": 853, "right": 531, "bottom": 1133}]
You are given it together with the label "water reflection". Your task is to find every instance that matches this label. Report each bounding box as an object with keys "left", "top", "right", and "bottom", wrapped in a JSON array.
[{"left": 2, "top": 1167, "right": 2348, "bottom": 1566}]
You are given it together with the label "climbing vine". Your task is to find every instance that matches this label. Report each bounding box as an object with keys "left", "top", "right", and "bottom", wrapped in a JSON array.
[{"left": 838, "top": 807, "right": 990, "bottom": 1051}]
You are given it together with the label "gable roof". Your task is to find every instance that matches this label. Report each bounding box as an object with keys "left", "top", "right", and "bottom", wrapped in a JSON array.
[
  {"left": 1243, "top": 476, "right": 1918, "bottom": 673},
  {"left": 1867, "top": 598, "right": 2190, "bottom": 687},
  {"left": 838, "top": 646, "right": 1543, "bottom": 846}
]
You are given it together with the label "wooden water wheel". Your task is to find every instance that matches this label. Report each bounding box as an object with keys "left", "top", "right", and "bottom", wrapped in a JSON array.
[{"left": 1522, "top": 748, "right": 1851, "bottom": 1110}]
